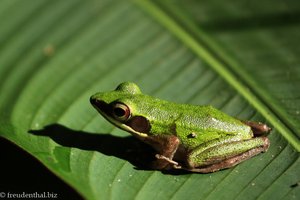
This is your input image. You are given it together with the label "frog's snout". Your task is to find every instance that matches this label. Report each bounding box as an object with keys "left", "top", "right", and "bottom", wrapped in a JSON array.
[
  {"left": 90, "top": 96, "right": 103, "bottom": 109},
  {"left": 90, "top": 96, "right": 97, "bottom": 105},
  {"left": 90, "top": 96, "right": 110, "bottom": 114}
]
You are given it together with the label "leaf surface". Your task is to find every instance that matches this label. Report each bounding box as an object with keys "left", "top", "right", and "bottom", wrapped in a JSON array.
[{"left": 0, "top": 0, "right": 299, "bottom": 199}]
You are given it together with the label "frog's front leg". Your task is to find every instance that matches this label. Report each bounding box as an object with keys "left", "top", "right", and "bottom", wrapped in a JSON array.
[
  {"left": 144, "top": 135, "right": 181, "bottom": 170},
  {"left": 186, "top": 136, "right": 270, "bottom": 173},
  {"left": 155, "top": 154, "right": 180, "bottom": 167}
]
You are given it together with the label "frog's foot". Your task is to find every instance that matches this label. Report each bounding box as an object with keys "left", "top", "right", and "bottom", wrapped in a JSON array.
[
  {"left": 155, "top": 154, "right": 182, "bottom": 169},
  {"left": 243, "top": 121, "right": 271, "bottom": 136},
  {"left": 155, "top": 154, "right": 178, "bottom": 165}
]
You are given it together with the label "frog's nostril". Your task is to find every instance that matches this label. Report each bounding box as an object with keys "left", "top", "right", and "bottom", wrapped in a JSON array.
[
  {"left": 90, "top": 97, "right": 102, "bottom": 107},
  {"left": 90, "top": 97, "right": 97, "bottom": 105},
  {"left": 90, "top": 98, "right": 107, "bottom": 110}
]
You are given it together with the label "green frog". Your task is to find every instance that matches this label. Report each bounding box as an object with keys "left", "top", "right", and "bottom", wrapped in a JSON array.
[{"left": 90, "top": 82, "right": 270, "bottom": 173}]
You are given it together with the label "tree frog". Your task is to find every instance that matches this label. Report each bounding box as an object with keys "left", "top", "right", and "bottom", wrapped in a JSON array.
[{"left": 90, "top": 82, "right": 271, "bottom": 173}]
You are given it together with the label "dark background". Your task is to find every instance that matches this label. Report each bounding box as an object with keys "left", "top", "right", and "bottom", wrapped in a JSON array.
[{"left": 0, "top": 137, "right": 83, "bottom": 200}]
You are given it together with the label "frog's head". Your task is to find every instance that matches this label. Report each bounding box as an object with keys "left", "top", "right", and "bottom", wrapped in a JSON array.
[{"left": 90, "top": 82, "right": 150, "bottom": 138}]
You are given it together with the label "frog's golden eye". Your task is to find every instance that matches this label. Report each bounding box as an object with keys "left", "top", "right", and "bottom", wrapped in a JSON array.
[{"left": 112, "top": 103, "right": 131, "bottom": 121}]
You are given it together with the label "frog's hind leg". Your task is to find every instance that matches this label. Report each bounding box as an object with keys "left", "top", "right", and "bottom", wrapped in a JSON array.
[
  {"left": 186, "top": 137, "right": 270, "bottom": 173},
  {"left": 188, "top": 144, "right": 267, "bottom": 173},
  {"left": 243, "top": 121, "right": 272, "bottom": 136}
]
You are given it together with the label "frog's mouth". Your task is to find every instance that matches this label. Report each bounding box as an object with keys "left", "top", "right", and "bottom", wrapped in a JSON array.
[{"left": 90, "top": 98, "right": 149, "bottom": 138}]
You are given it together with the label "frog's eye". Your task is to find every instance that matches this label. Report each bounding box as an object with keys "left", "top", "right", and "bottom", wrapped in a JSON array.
[{"left": 112, "top": 103, "right": 131, "bottom": 121}]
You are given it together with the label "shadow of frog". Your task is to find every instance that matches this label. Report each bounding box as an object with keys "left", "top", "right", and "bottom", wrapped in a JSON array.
[{"left": 29, "top": 123, "right": 157, "bottom": 170}]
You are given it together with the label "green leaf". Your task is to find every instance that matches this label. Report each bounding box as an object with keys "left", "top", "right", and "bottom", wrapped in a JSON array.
[{"left": 0, "top": 0, "right": 299, "bottom": 200}]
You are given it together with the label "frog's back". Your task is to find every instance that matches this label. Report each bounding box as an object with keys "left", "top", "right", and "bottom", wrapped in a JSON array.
[
  {"left": 174, "top": 103, "right": 250, "bottom": 133},
  {"left": 131, "top": 95, "right": 252, "bottom": 144},
  {"left": 168, "top": 103, "right": 252, "bottom": 148}
]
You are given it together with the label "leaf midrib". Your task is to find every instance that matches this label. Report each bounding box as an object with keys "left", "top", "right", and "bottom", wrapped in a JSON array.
[{"left": 135, "top": 0, "right": 300, "bottom": 151}]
